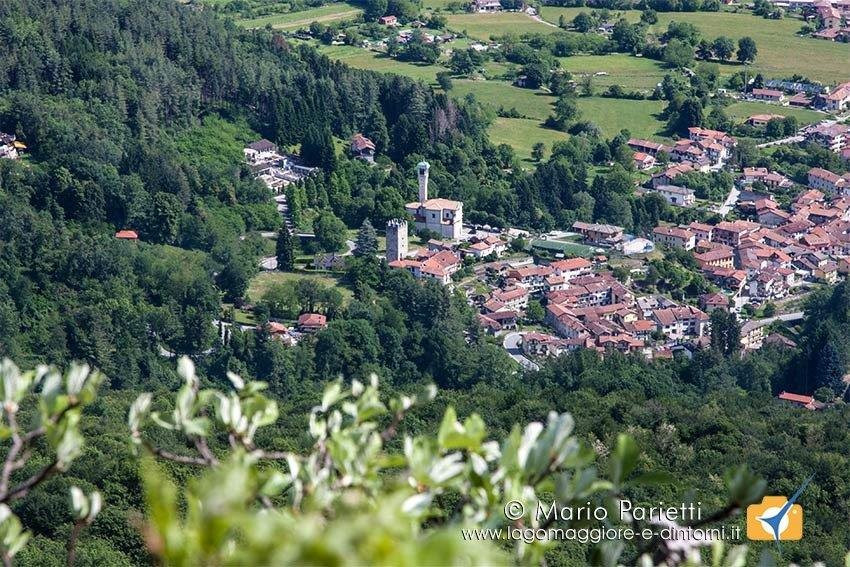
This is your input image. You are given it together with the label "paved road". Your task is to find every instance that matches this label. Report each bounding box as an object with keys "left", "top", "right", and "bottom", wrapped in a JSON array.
[
  {"left": 715, "top": 186, "right": 740, "bottom": 216},
  {"left": 502, "top": 332, "right": 540, "bottom": 371},
  {"left": 756, "top": 135, "right": 804, "bottom": 149},
  {"left": 760, "top": 311, "right": 804, "bottom": 325}
]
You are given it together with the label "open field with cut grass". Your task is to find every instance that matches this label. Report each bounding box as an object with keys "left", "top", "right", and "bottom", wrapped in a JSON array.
[
  {"left": 238, "top": 2, "right": 362, "bottom": 30},
  {"left": 488, "top": 117, "right": 569, "bottom": 163},
  {"left": 454, "top": 79, "right": 670, "bottom": 143},
  {"left": 315, "top": 44, "right": 447, "bottom": 84},
  {"left": 247, "top": 271, "right": 354, "bottom": 303},
  {"left": 723, "top": 101, "right": 828, "bottom": 125},
  {"left": 558, "top": 54, "right": 667, "bottom": 91},
  {"left": 451, "top": 79, "right": 554, "bottom": 119},
  {"left": 575, "top": 97, "right": 669, "bottom": 139},
  {"left": 540, "top": 8, "right": 850, "bottom": 83},
  {"left": 445, "top": 13, "right": 559, "bottom": 40}
]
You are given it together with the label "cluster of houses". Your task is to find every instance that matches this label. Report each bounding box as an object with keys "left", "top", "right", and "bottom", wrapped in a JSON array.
[
  {"left": 628, "top": 126, "right": 736, "bottom": 177},
  {"left": 475, "top": 251, "right": 714, "bottom": 359},
  {"left": 262, "top": 313, "right": 328, "bottom": 345},
  {"left": 811, "top": 0, "right": 850, "bottom": 41},
  {"left": 741, "top": 80, "right": 850, "bottom": 114},
  {"left": 244, "top": 139, "right": 317, "bottom": 194},
  {"left": 648, "top": 179, "right": 850, "bottom": 308}
]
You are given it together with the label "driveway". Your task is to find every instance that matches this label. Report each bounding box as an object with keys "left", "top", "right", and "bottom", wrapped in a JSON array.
[{"left": 502, "top": 332, "right": 540, "bottom": 371}]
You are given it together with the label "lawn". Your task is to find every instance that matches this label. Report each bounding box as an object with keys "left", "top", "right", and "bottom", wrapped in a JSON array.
[
  {"left": 238, "top": 2, "right": 363, "bottom": 30},
  {"left": 540, "top": 8, "right": 850, "bottom": 84},
  {"left": 557, "top": 54, "right": 667, "bottom": 92},
  {"left": 488, "top": 117, "right": 568, "bottom": 163},
  {"left": 446, "top": 13, "right": 560, "bottom": 40},
  {"left": 723, "top": 101, "right": 827, "bottom": 125},
  {"left": 247, "top": 271, "right": 354, "bottom": 303},
  {"left": 576, "top": 96, "right": 669, "bottom": 139}
]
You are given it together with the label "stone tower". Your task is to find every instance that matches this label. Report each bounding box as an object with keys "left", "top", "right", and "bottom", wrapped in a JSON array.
[
  {"left": 386, "top": 219, "right": 408, "bottom": 262},
  {"left": 417, "top": 161, "right": 430, "bottom": 203}
]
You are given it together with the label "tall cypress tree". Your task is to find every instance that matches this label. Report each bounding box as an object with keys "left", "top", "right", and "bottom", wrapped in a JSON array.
[
  {"left": 354, "top": 219, "right": 378, "bottom": 258},
  {"left": 276, "top": 225, "right": 295, "bottom": 272}
]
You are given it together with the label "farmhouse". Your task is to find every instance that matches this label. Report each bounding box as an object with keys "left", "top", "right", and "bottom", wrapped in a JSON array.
[
  {"left": 627, "top": 138, "right": 671, "bottom": 157},
  {"left": 746, "top": 114, "right": 785, "bottom": 127},
  {"left": 297, "top": 313, "right": 327, "bottom": 333},
  {"left": 750, "top": 88, "right": 785, "bottom": 103},
  {"left": 349, "top": 133, "right": 376, "bottom": 162},
  {"left": 740, "top": 167, "right": 793, "bottom": 189},
  {"left": 651, "top": 163, "right": 694, "bottom": 188},
  {"left": 244, "top": 139, "right": 279, "bottom": 164}
]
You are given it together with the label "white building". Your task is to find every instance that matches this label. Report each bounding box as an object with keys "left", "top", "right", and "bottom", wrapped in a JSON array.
[
  {"left": 405, "top": 162, "right": 464, "bottom": 240},
  {"left": 244, "top": 139, "right": 279, "bottom": 164},
  {"left": 654, "top": 185, "right": 696, "bottom": 207}
]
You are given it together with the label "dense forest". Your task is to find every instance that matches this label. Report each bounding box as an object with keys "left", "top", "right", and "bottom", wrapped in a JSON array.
[{"left": 0, "top": 0, "right": 848, "bottom": 565}]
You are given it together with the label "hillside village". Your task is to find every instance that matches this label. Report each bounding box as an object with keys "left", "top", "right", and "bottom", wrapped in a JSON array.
[
  {"left": 239, "top": 76, "right": 850, "bottom": 392},
  {"left": 155, "top": 1, "right": 850, "bottom": 409}
]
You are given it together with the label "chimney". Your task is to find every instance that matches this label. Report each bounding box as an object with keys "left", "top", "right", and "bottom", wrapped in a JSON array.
[{"left": 417, "top": 161, "right": 430, "bottom": 203}]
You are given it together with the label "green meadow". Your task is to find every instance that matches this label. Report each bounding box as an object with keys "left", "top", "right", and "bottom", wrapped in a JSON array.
[{"left": 540, "top": 8, "right": 850, "bottom": 83}]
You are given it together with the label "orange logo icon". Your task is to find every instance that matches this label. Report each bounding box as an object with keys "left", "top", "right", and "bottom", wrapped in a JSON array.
[{"left": 746, "top": 496, "right": 803, "bottom": 541}]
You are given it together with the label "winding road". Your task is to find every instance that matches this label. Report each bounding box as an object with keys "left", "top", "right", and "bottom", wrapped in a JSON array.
[{"left": 502, "top": 332, "right": 539, "bottom": 371}]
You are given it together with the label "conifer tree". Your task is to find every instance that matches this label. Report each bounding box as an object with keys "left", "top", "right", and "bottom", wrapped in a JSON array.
[{"left": 276, "top": 225, "right": 295, "bottom": 272}]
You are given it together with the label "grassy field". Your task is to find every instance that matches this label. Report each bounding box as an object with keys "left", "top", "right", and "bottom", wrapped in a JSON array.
[
  {"left": 540, "top": 8, "right": 850, "bottom": 83},
  {"left": 454, "top": 79, "right": 670, "bottom": 144},
  {"left": 316, "top": 44, "right": 447, "bottom": 84},
  {"left": 488, "top": 117, "right": 569, "bottom": 163},
  {"left": 452, "top": 79, "right": 554, "bottom": 119},
  {"left": 723, "top": 101, "right": 827, "bottom": 124},
  {"left": 247, "top": 271, "right": 354, "bottom": 303},
  {"left": 576, "top": 97, "right": 668, "bottom": 139},
  {"left": 558, "top": 54, "right": 666, "bottom": 92},
  {"left": 238, "top": 2, "right": 362, "bottom": 30},
  {"left": 445, "top": 13, "right": 559, "bottom": 40}
]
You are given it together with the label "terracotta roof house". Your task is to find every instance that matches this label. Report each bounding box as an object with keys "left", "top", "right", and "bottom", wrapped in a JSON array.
[
  {"left": 115, "top": 230, "right": 139, "bottom": 240},
  {"left": 777, "top": 391, "right": 822, "bottom": 410},
  {"left": 350, "top": 133, "right": 376, "bottom": 162},
  {"left": 297, "top": 313, "right": 327, "bottom": 332}
]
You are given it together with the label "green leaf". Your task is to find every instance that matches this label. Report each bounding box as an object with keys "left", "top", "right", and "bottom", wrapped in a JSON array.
[{"left": 609, "top": 434, "right": 638, "bottom": 486}]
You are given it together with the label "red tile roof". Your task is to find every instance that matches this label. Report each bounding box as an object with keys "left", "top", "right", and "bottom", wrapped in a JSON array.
[{"left": 115, "top": 230, "right": 139, "bottom": 240}]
